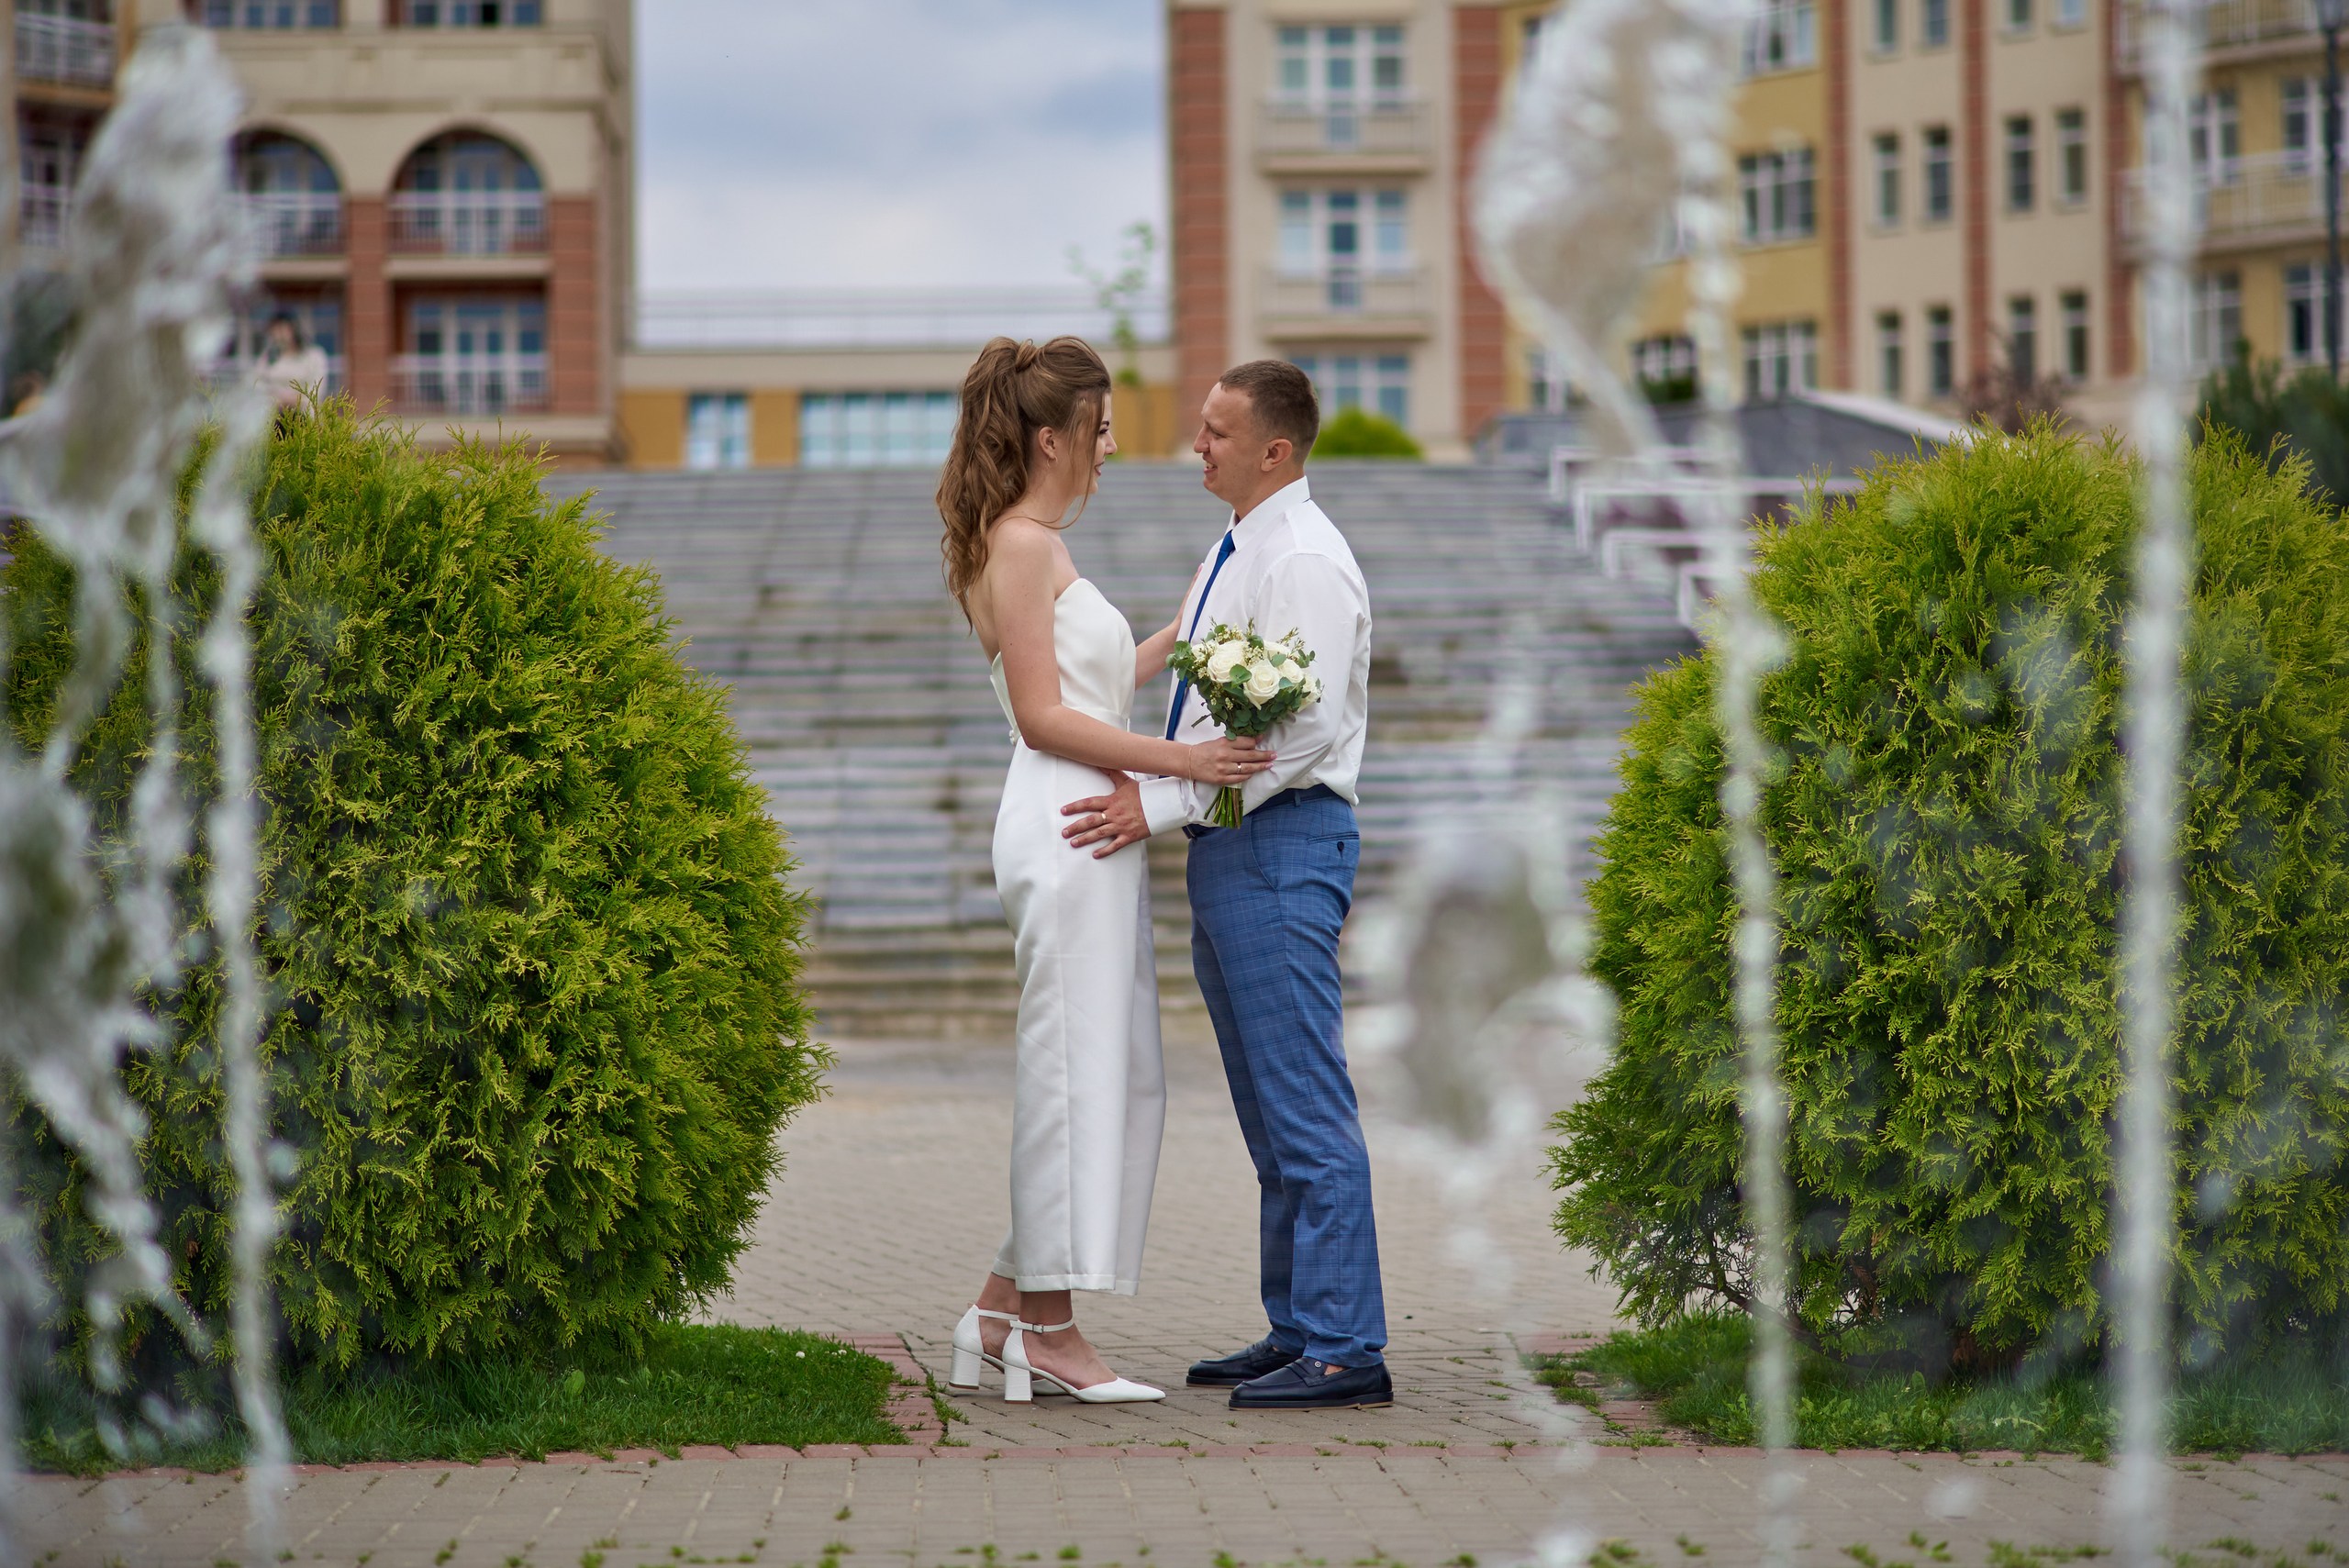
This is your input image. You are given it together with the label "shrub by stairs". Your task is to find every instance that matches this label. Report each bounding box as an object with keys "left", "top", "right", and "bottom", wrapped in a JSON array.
[{"left": 549, "top": 462, "right": 1694, "bottom": 1042}]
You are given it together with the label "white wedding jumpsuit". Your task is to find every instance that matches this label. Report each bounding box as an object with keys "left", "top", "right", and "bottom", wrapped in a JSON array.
[{"left": 986, "top": 579, "right": 1167, "bottom": 1294}]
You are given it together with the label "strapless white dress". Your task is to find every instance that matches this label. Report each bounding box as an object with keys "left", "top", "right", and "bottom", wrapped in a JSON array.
[{"left": 986, "top": 579, "right": 1166, "bottom": 1295}]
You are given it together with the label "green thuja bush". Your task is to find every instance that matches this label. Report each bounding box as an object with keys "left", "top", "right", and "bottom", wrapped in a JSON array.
[
  {"left": 1551, "top": 423, "right": 2349, "bottom": 1370},
  {"left": 5, "top": 402, "right": 824, "bottom": 1370},
  {"left": 1310, "top": 406, "right": 1423, "bottom": 460}
]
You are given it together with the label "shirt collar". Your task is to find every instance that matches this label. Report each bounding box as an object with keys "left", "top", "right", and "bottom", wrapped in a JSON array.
[{"left": 1230, "top": 474, "right": 1310, "bottom": 548}]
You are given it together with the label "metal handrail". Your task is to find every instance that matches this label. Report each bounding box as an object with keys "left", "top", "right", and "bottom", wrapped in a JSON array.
[
  {"left": 1261, "top": 266, "right": 1425, "bottom": 317},
  {"left": 1257, "top": 96, "right": 1428, "bottom": 158},
  {"left": 16, "top": 14, "right": 114, "bottom": 86},
  {"left": 238, "top": 191, "right": 346, "bottom": 258},
  {"left": 2118, "top": 0, "right": 2318, "bottom": 61},
  {"left": 386, "top": 191, "right": 548, "bottom": 255},
  {"left": 2121, "top": 147, "right": 2346, "bottom": 239},
  {"left": 389, "top": 353, "right": 550, "bottom": 416}
]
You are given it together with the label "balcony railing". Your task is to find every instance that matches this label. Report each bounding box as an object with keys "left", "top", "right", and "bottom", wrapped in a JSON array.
[
  {"left": 2122, "top": 149, "right": 2345, "bottom": 244},
  {"left": 16, "top": 13, "right": 116, "bottom": 87},
  {"left": 2118, "top": 0, "right": 2319, "bottom": 63},
  {"left": 390, "top": 353, "right": 549, "bottom": 416},
  {"left": 19, "top": 183, "right": 70, "bottom": 250},
  {"left": 1257, "top": 98, "right": 1429, "bottom": 161},
  {"left": 1262, "top": 267, "right": 1427, "bottom": 319},
  {"left": 386, "top": 192, "right": 548, "bottom": 256},
  {"left": 239, "top": 191, "right": 346, "bottom": 258}
]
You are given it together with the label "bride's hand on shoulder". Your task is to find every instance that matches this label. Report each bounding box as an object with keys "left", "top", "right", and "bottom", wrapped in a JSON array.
[{"left": 1183, "top": 734, "right": 1275, "bottom": 786}]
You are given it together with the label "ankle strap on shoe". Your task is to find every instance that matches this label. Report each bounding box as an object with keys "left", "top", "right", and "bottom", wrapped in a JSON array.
[
  {"left": 969, "top": 1306, "right": 1018, "bottom": 1321},
  {"left": 1012, "top": 1318, "right": 1076, "bottom": 1334}
]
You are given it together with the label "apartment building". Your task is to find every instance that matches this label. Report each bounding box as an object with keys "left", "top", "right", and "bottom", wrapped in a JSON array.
[
  {"left": 2115, "top": 0, "right": 2349, "bottom": 384},
  {"left": 13, "top": 0, "right": 632, "bottom": 462},
  {"left": 1166, "top": 0, "right": 1521, "bottom": 459}
]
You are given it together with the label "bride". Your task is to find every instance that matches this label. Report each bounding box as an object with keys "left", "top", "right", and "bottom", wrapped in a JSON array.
[{"left": 937, "top": 336, "right": 1275, "bottom": 1403}]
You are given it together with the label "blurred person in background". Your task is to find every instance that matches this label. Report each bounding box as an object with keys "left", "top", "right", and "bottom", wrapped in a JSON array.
[{"left": 254, "top": 314, "right": 328, "bottom": 410}]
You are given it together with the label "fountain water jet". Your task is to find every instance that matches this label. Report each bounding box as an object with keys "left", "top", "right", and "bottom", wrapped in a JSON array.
[
  {"left": 2112, "top": 3, "right": 2201, "bottom": 1565},
  {"left": 0, "top": 24, "right": 288, "bottom": 1562}
]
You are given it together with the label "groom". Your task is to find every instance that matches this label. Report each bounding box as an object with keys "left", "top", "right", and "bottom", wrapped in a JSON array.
[{"left": 1062, "top": 360, "right": 1388, "bottom": 1411}]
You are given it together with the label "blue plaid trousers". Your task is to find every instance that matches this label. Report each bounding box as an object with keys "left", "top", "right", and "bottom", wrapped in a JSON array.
[{"left": 1186, "top": 789, "right": 1387, "bottom": 1368}]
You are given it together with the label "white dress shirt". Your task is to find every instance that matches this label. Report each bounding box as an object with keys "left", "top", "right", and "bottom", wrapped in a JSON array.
[{"left": 1138, "top": 476, "right": 1373, "bottom": 836}]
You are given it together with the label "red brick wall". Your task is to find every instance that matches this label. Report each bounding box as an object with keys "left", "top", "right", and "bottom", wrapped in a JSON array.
[
  {"left": 344, "top": 195, "right": 390, "bottom": 413},
  {"left": 1824, "top": 0, "right": 1853, "bottom": 388},
  {"left": 1453, "top": 5, "right": 1508, "bottom": 438},
  {"left": 1961, "top": 0, "right": 1990, "bottom": 380},
  {"left": 549, "top": 194, "right": 601, "bottom": 416},
  {"left": 1169, "top": 6, "right": 1230, "bottom": 434},
  {"left": 2102, "top": 0, "right": 2132, "bottom": 377}
]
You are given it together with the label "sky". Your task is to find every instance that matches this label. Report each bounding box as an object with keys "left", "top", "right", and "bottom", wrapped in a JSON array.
[{"left": 634, "top": 0, "right": 1166, "bottom": 295}]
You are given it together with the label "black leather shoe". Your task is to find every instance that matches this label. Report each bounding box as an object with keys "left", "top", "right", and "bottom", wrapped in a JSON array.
[
  {"left": 1229, "top": 1356, "right": 1394, "bottom": 1410},
  {"left": 1186, "top": 1338, "right": 1302, "bottom": 1387}
]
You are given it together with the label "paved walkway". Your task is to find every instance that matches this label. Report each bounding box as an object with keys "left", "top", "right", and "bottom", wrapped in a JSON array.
[{"left": 21, "top": 1037, "right": 2349, "bottom": 1566}]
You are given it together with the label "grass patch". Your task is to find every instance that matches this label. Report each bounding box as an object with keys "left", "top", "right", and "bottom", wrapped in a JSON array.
[
  {"left": 1534, "top": 1312, "right": 2349, "bottom": 1457},
  {"left": 23, "top": 1324, "right": 903, "bottom": 1475}
]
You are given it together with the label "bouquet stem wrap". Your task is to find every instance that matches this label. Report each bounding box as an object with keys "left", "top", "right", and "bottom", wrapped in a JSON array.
[{"left": 1164, "top": 622, "right": 1324, "bottom": 829}]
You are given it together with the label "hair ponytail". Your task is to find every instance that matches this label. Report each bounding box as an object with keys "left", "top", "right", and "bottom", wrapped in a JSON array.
[{"left": 938, "top": 335, "right": 1112, "bottom": 617}]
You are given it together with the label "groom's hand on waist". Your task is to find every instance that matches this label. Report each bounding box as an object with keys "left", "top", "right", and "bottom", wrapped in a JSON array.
[{"left": 1063, "top": 773, "right": 1151, "bottom": 858}]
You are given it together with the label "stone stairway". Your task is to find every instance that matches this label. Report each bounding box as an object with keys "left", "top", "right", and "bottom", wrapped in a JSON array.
[{"left": 544, "top": 462, "right": 1695, "bottom": 1041}]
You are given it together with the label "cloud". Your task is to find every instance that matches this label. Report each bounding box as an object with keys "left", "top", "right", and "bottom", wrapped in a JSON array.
[{"left": 636, "top": 0, "right": 1165, "bottom": 291}]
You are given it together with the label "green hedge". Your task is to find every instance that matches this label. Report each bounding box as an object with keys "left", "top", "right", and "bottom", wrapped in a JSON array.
[
  {"left": 1551, "top": 425, "right": 2349, "bottom": 1369},
  {"left": 6, "top": 403, "right": 824, "bottom": 1368},
  {"left": 1310, "top": 407, "right": 1423, "bottom": 460}
]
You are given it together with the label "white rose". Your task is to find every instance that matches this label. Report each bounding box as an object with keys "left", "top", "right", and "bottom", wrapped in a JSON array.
[
  {"left": 1204, "top": 642, "right": 1247, "bottom": 684},
  {"left": 1277, "top": 658, "right": 1305, "bottom": 684},
  {"left": 1243, "top": 659, "right": 1282, "bottom": 705},
  {"left": 1303, "top": 674, "right": 1323, "bottom": 702}
]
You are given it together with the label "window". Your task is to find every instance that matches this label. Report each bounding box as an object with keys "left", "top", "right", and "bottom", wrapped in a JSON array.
[
  {"left": 1291, "top": 352, "right": 1412, "bottom": 428},
  {"left": 1920, "top": 0, "right": 1951, "bottom": 48},
  {"left": 1741, "top": 320, "right": 1819, "bottom": 401},
  {"left": 399, "top": 294, "right": 545, "bottom": 415},
  {"left": 686, "top": 393, "right": 751, "bottom": 471},
  {"left": 392, "top": 132, "right": 544, "bottom": 255},
  {"left": 1631, "top": 334, "right": 1698, "bottom": 399},
  {"left": 1738, "top": 148, "right": 1817, "bottom": 244},
  {"left": 1877, "top": 311, "right": 1905, "bottom": 400},
  {"left": 2284, "top": 264, "right": 2338, "bottom": 365},
  {"left": 2280, "top": 79, "right": 2344, "bottom": 175},
  {"left": 1278, "top": 187, "right": 1409, "bottom": 308},
  {"left": 2009, "top": 295, "right": 2038, "bottom": 384},
  {"left": 1741, "top": 0, "right": 1817, "bottom": 75},
  {"left": 1927, "top": 305, "right": 1955, "bottom": 395},
  {"left": 1872, "top": 0, "right": 1898, "bottom": 51},
  {"left": 2061, "top": 290, "right": 2091, "bottom": 380},
  {"left": 2004, "top": 0, "right": 2032, "bottom": 31},
  {"left": 1922, "top": 126, "right": 1954, "bottom": 221},
  {"left": 2054, "top": 0, "right": 2087, "bottom": 24},
  {"left": 2006, "top": 116, "right": 2035, "bottom": 212},
  {"left": 237, "top": 131, "right": 342, "bottom": 257},
  {"left": 1275, "top": 24, "right": 1406, "bottom": 105},
  {"left": 397, "top": 1, "right": 541, "bottom": 22},
  {"left": 2055, "top": 108, "right": 2088, "bottom": 205},
  {"left": 202, "top": 1, "right": 340, "bottom": 23},
  {"left": 1872, "top": 133, "right": 1902, "bottom": 227},
  {"left": 2189, "top": 89, "right": 2241, "bottom": 182},
  {"left": 800, "top": 392, "right": 959, "bottom": 468},
  {"left": 2190, "top": 270, "right": 2243, "bottom": 371}
]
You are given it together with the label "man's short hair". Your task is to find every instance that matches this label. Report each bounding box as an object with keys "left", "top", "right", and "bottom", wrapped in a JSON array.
[{"left": 1217, "top": 360, "right": 1320, "bottom": 458}]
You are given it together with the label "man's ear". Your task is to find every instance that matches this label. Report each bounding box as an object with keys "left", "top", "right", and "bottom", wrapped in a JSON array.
[{"left": 1261, "top": 437, "right": 1293, "bottom": 472}]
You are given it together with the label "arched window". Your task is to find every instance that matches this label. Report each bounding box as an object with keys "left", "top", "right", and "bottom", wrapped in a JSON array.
[
  {"left": 236, "top": 130, "right": 341, "bottom": 256},
  {"left": 390, "top": 131, "right": 545, "bottom": 255}
]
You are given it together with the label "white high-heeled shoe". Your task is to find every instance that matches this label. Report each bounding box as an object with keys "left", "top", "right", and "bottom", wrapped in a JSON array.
[
  {"left": 1001, "top": 1318, "right": 1166, "bottom": 1405},
  {"left": 950, "top": 1305, "right": 1019, "bottom": 1390}
]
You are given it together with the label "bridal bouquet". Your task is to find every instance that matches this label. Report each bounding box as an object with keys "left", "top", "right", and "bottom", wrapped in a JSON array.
[{"left": 1167, "top": 622, "right": 1323, "bottom": 828}]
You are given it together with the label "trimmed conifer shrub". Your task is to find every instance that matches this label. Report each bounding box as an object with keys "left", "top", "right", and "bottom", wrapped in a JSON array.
[
  {"left": 1551, "top": 424, "right": 2349, "bottom": 1370},
  {"left": 1310, "top": 407, "right": 1424, "bottom": 460},
  {"left": 6, "top": 403, "right": 823, "bottom": 1367}
]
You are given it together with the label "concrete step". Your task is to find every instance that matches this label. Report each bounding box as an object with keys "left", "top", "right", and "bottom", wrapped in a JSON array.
[{"left": 551, "top": 461, "right": 1696, "bottom": 1042}]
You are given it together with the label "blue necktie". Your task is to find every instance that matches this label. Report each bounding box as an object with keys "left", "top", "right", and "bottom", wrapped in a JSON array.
[{"left": 1164, "top": 528, "right": 1238, "bottom": 740}]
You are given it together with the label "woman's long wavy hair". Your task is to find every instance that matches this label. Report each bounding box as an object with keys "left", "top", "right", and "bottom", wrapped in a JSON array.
[{"left": 938, "top": 335, "right": 1112, "bottom": 617}]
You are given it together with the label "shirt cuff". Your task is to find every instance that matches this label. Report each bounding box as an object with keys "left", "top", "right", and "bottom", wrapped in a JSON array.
[{"left": 1138, "top": 775, "right": 1195, "bottom": 837}]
